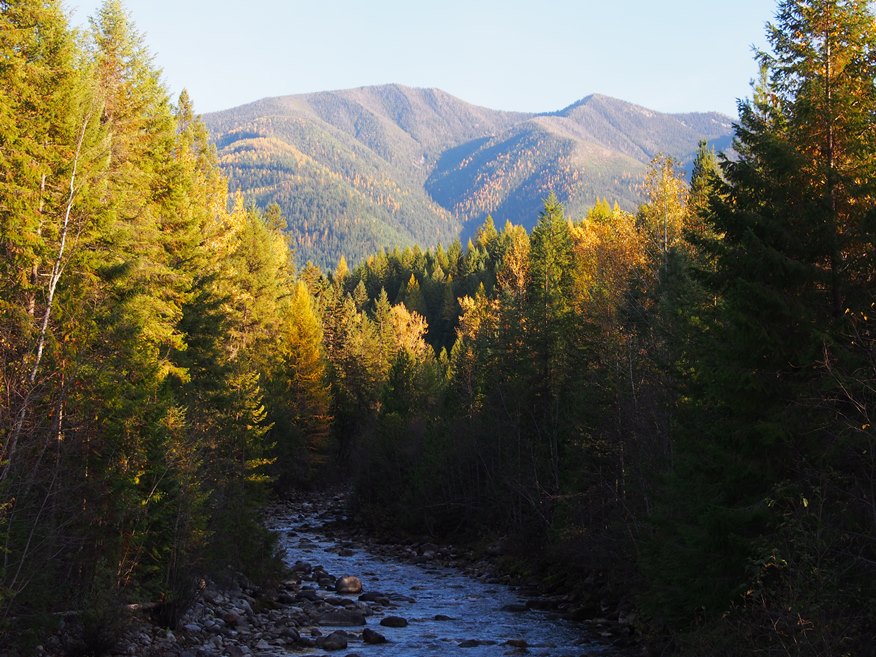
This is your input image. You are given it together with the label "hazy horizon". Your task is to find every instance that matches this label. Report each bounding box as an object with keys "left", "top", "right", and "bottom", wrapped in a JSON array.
[{"left": 65, "top": 0, "right": 773, "bottom": 118}]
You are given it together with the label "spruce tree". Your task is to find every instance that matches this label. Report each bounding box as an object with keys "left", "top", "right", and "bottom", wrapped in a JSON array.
[
  {"left": 0, "top": 0, "right": 106, "bottom": 630},
  {"left": 648, "top": 2, "right": 876, "bottom": 651}
]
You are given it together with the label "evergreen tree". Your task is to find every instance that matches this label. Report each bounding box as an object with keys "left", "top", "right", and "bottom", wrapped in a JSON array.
[
  {"left": 0, "top": 0, "right": 107, "bottom": 630},
  {"left": 648, "top": 2, "right": 876, "bottom": 652},
  {"left": 527, "top": 192, "right": 575, "bottom": 417},
  {"left": 687, "top": 140, "right": 720, "bottom": 220}
]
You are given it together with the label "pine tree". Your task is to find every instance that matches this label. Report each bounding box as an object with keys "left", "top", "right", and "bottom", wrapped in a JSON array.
[
  {"left": 527, "top": 192, "right": 575, "bottom": 406},
  {"left": 687, "top": 140, "right": 720, "bottom": 220},
  {"left": 648, "top": 2, "right": 876, "bottom": 650},
  {"left": 0, "top": 0, "right": 108, "bottom": 629}
]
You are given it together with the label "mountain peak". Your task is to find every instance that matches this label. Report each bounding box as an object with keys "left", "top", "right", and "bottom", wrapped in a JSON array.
[
  {"left": 556, "top": 93, "right": 660, "bottom": 118},
  {"left": 204, "top": 85, "right": 733, "bottom": 269}
]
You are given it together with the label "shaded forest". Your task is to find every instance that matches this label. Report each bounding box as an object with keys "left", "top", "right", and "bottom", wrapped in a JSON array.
[{"left": 1, "top": 1, "right": 874, "bottom": 656}]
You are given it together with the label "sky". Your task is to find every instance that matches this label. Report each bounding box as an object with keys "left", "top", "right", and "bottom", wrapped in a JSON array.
[{"left": 64, "top": 0, "right": 776, "bottom": 118}]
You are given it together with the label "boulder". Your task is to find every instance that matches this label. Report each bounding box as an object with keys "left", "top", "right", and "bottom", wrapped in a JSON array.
[
  {"left": 335, "top": 576, "right": 363, "bottom": 594},
  {"left": 387, "top": 593, "right": 416, "bottom": 603},
  {"left": 362, "top": 628, "right": 387, "bottom": 644},
  {"left": 317, "top": 630, "right": 348, "bottom": 651},
  {"left": 222, "top": 612, "right": 245, "bottom": 627},
  {"left": 379, "top": 616, "right": 408, "bottom": 628},
  {"left": 281, "top": 627, "right": 300, "bottom": 642},
  {"left": 317, "top": 610, "right": 367, "bottom": 626},
  {"left": 358, "top": 591, "right": 390, "bottom": 605}
]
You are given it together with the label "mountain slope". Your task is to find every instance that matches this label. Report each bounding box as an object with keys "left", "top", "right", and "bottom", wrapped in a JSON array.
[
  {"left": 204, "top": 86, "right": 733, "bottom": 268},
  {"left": 426, "top": 94, "right": 733, "bottom": 232}
]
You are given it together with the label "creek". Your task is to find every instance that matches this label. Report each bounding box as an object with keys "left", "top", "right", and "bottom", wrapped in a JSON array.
[{"left": 265, "top": 497, "right": 624, "bottom": 657}]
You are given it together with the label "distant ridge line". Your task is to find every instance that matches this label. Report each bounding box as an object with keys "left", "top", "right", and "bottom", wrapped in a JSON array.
[{"left": 204, "top": 84, "right": 733, "bottom": 269}]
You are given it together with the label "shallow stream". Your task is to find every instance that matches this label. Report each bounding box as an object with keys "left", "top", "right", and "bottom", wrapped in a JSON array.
[{"left": 267, "top": 499, "right": 619, "bottom": 657}]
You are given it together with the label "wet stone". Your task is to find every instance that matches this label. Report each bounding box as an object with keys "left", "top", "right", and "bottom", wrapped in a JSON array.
[
  {"left": 97, "top": 494, "right": 624, "bottom": 657},
  {"left": 318, "top": 610, "right": 367, "bottom": 626},
  {"left": 336, "top": 575, "right": 363, "bottom": 594},
  {"left": 358, "top": 591, "right": 390, "bottom": 605},
  {"left": 362, "top": 628, "right": 388, "bottom": 644},
  {"left": 317, "top": 630, "right": 350, "bottom": 651}
]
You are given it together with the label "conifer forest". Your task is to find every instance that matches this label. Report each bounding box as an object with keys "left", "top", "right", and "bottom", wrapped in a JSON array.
[{"left": 1, "top": 1, "right": 874, "bottom": 655}]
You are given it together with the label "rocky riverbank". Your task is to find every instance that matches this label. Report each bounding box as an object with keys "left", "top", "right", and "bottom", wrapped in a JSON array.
[
  {"left": 28, "top": 493, "right": 640, "bottom": 657},
  {"left": 281, "top": 494, "right": 641, "bottom": 654}
]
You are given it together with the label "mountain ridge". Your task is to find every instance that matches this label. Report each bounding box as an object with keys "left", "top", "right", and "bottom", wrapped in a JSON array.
[{"left": 204, "top": 84, "right": 733, "bottom": 268}]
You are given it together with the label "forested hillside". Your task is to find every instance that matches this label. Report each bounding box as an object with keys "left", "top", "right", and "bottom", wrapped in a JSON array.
[
  {"left": 0, "top": 0, "right": 327, "bottom": 649},
  {"left": 204, "top": 86, "right": 529, "bottom": 270},
  {"left": 2, "top": 1, "right": 874, "bottom": 656},
  {"left": 204, "top": 87, "right": 732, "bottom": 268}
]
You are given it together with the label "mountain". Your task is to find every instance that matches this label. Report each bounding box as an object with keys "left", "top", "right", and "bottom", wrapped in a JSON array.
[{"left": 204, "top": 85, "right": 733, "bottom": 269}]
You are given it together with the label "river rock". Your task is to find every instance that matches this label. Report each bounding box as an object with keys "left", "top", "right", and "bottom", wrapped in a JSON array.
[
  {"left": 335, "top": 576, "right": 363, "bottom": 594},
  {"left": 387, "top": 593, "right": 416, "bottom": 603},
  {"left": 358, "top": 591, "right": 390, "bottom": 605},
  {"left": 317, "top": 630, "right": 349, "bottom": 651},
  {"left": 223, "top": 612, "right": 245, "bottom": 627},
  {"left": 296, "top": 589, "right": 320, "bottom": 602},
  {"left": 317, "top": 610, "right": 367, "bottom": 626},
  {"left": 379, "top": 615, "right": 408, "bottom": 628},
  {"left": 506, "top": 639, "right": 528, "bottom": 648},
  {"left": 281, "top": 627, "right": 300, "bottom": 642},
  {"left": 362, "top": 628, "right": 387, "bottom": 644},
  {"left": 238, "top": 598, "right": 255, "bottom": 616}
]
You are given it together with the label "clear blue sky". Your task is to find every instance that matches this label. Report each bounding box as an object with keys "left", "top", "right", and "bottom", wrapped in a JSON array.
[{"left": 64, "top": 0, "right": 776, "bottom": 118}]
